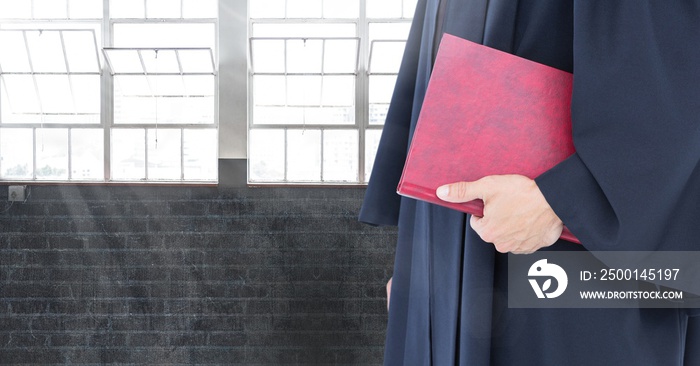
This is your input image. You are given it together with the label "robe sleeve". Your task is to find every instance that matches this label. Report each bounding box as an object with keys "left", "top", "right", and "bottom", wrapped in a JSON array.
[
  {"left": 358, "top": 0, "right": 428, "bottom": 226},
  {"left": 535, "top": 2, "right": 700, "bottom": 251}
]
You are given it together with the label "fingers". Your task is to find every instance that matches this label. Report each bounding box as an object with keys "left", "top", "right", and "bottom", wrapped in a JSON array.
[{"left": 436, "top": 177, "right": 490, "bottom": 203}]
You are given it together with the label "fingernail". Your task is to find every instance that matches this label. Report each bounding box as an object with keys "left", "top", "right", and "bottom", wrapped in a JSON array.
[{"left": 436, "top": 185, "right": 449, "bottom": 198}]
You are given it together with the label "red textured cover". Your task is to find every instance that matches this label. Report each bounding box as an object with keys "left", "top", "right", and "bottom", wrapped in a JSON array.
[{"left": 397, "top": 34, "right": 580, "bottom": 244}]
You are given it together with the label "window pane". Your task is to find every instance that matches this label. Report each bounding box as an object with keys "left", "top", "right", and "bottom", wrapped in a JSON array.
[
  {"left": 323, "top": 39, "right": 358, "bottom": 73},
  {"left": 35, "top": 75, "right": 73, "bottom": 114},
  {"left": 1, "top": 75, "right": 40, "bottom": 118},
  {"left": 249, "top": 129, "right": 285, "bottom": 181},
  {"left": 114, "top": 23, "right": 216, "bottom": 49},
  {"left": 403, "top": 0, "right": 418, "bottom": 18},
  {"left": 147, "top": 128, "right": 181, "bottom": 180},
  {"left": 182, "top": 0, "right": 217, "bottom": 18},
  {"left": 253, "top": 23, "right": 355, "bottom": 38},
  {"left": 36, "top": 128, "right": 69, "bottom": 180},
  {"left": 105, "top": 49, "right": 144, "bottom": 74},
  {"left": 364, "top": 129, "right": 382, "bottom": 182},
  {"left": 287, "top": 129, "right": 321, "bottom": 181},
  {"left": 249, "top": 0, "right": 285, "bottom": 19},
  {"left": 26, "top": 31, "right": 67, "bottom": 73},
  {"left": 0, "top": 31, "right": 32, "bottom": 72},
  {"left": 322, "top": 0, "right": 359, "bottom": 19},
  {"left": 110, "top": 0, "right": 145, "bottom": 18},
  {"left": 63, "top": 30, "right": 100, "bottom": 72},
  {"left": 69, "top": 0, "right": 103, "bottom": 19},
  {"left": 141, "top": 49, "right": 180, "bottom": 74},
  {"left": 71, "top": 129, "right": 103, "bottom": 180},
  {"left": 369, "top": 75, "right": 396, "bottom": 125},
  {"left": 34, "top": 0, "right": 68, "bottom": 19},
  {"left": 253, "top": 75, "right": 286, "bottom": 107},
  {"left": 322, "top": 76, "right": 354, "bottom": 106},
  {"left": 369, "top": 41, "right": 405, "bottom": 73},
  {"left": 250, "top": 39, "right": 286, "bottom": 73},
  {"left": 177, "top": 49, "right": 215, "bottom": 73},
  {"left": 367, "top": 0, "right": 402, "bottom": 18},
  {"left": 112, "top": 129, "right": 145, "bottom": 180},
  {"left": 183, "top": 129, "right": 217, "bottom": 180},
  {"left": 0, "top": 0, "right": 32, "bottom": 19},
  {"left": 287, "top": 39, "right": 323, "bottom": 74},
  {"left": 287, "top": 75, "right": 321, "bottom": 106},
  {"left": 322, "top": 129, "right": 358, "bottom": 182},
  {"left": 0, "top": 128, "right": 33, "bottom": 179},
  {"left": 369, "top": 22, "right": 411, "bottom": 42},
  {"left": 70, "top": 75, "right": 101, "bottom": 117},
  {"left": 146, "top": 0, "right": 181, "bottom": 18},
  {"left": 287, "top": 0, "right": 322, "bottom": 18}
]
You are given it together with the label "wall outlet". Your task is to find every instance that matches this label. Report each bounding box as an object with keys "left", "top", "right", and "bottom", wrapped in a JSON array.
[{"left": 8, "top": 185, "right": 26, "bottom": 202}]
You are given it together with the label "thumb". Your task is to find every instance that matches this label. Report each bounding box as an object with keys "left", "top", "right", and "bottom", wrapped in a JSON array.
[{"left": 436, "top": 179, "right": 488, "bottom": 203}]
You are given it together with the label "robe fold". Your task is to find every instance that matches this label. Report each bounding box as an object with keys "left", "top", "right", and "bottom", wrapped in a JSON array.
[{"left": 360, "top": 0, "right": 700, "bottom": 364}]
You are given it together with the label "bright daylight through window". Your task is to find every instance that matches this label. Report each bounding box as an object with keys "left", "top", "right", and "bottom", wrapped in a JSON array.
[
  {"left": 0, "top": 0, "right": 218, "bottom": 182},
  {"left": 249, "top": 0, "right": 415, "bottom": 184}
]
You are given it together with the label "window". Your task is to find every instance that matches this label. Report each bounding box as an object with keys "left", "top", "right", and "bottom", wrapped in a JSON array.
[
  {"left": 248, "top": 0, "right": 415, "bottom": 184},
  {"left": 0, "top": 0, "right": 218, "bottom": 182}
]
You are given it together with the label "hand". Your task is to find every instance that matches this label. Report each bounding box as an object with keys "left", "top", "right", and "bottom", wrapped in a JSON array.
[{"left": 436, "top": 175, "right": 563, "bottom": 254}]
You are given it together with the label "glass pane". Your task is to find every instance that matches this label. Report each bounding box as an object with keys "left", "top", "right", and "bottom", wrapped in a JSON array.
[
  {"left": 147, "top": 128, "right": 181, "bottom": 180},
  {"left": 249, "top": 0, "right": 285, "bottom": 19},
  {"left": 287, "top": 76, "right": 321, "bottom": 106},
  {"left": 71, "top": 129, "right": 103, "bottom": 180},
  {"left": 369, "top": 22, "right": 411, "bottom": 42},
  {"left": 403, "top": 0, "right": 418, "bottom": 18},
  {"left": 1, "top": 75, "right": 40, "bottom": 117},
  {"left": 69, "top": 0, "right": 103, "bottom": 19},
  {"left": 322, "top": 129, "right": 358, "bottom": 182},
  {"left": 367, "top": 0, "right": 402, "bottom": 18},
  {"left": 369, "top": 41, "right": 405, "bottom": 73},
  {"left": 112, "top": 129, "right": 145, "bottom": 180},
  {"left": 114, "top": 23, "right": 216, "bottom": 49},
  {"left": 26, "top": 30, "right": 67, "bottom": 73},
  {"left": 36, "top": 128, "right": 69, "bottom": 180},
  {"left": 140, "top": 49, "right": 180, "bottom": 74},
  {"left": 35, "top": 75, "right": 73, "bottom": 114},
  {"left": 70, "top": 75, "right": 100, "bottom": 117},
  {"left": 0, "top": 0, "right": 32, "bottom": 19},
  {"left": 287, "top": 0, "right": 322, "bottom": 18},
  {"left": 369, "top": 75, "right": 396, "bottom": 124},
  {"left": 63, "top": 30, "right": 100, "bottom": 72},
  {"left": 177, "top": 49, "right": 215, "bottom": 73},
  {"left": 183, "top": 129, "right": 217, "bottom": 180},
  {"left": 182, "top": 0, "right": 217, "bottom": 18},
  {"left": 0, "top": 128, "right": 33, "bottom": 179},
  {"left": 250, "top": 39, "right": 286, "bottom": 73},
  {"left": 322, "top": 75, "right": 354, "bottom": 106},
  {"left": 322, "top": 0, "right": 359, "bottom": 18},
  {"left": 34, "top": 0, "right": 68, "bottom": 19},
  {"left": 323, "top": 39, "right": 358, "bottom": 73},
  {"left": 287, "top": 39, "right": 323, "bottom": 74},
  {"left": 114, "top": 75, "right": 150, "bottom": 96},
  {"left": 253, "top": 23, "right": 355, "bottom": 38},
  {"left": 253, "top": 75, "right": 286, "bottom": 107},
  {"left": 249, "top": 129, "right": 284, "bottom": 181},
  {"left": 364, "top": 129, "right": 383, "bottom": 182},
  {"left": 110, "top": 0, "right": 145, "bottom": 18},
  {"left": 182, "top": 75, "right": 215, "bottom": 96},
  {"left": 105, "top": 49, "right": 144, "bottom": 74},
  {"left": 287, "top": 129, "right": 321, "bottom": 181},
  {"left": 147, "top": 75, "right": 185, "bottom": 95},
  {"left": 115, "top": 96, "right": 213, "bottom": 124},
  {"left": 146, "top": 0, "right": 181, "bottom": 18},
  {"left": 0, "top": 31, "right": 32, "bottom": 72}
]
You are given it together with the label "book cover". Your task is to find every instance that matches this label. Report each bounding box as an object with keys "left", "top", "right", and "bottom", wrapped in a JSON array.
[{"left": 397, "top": 33, "right": 579, "bottom": 244}]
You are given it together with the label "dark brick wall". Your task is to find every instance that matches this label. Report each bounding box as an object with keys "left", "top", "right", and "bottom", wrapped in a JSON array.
[{"left": 0, "top": 185, "right": 396, "bottom": 365}]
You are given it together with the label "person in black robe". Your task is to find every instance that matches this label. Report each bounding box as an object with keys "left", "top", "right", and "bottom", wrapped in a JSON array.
[{"left": 360, "top": 0, "right": 700, "bottom": 364}]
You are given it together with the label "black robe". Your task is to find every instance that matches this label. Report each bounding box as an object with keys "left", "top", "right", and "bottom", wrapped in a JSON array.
[{"left": 360, "top": 0, "right": 700, "bottom": 364}]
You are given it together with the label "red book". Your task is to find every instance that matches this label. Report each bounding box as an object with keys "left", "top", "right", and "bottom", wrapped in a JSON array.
[{"left": 397, "top": 34, "right": 580, "bottom": 244}]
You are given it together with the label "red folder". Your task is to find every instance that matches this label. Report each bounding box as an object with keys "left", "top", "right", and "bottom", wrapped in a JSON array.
[{"left": 396, "top": 34, "right": 580, "bottom": 244}]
